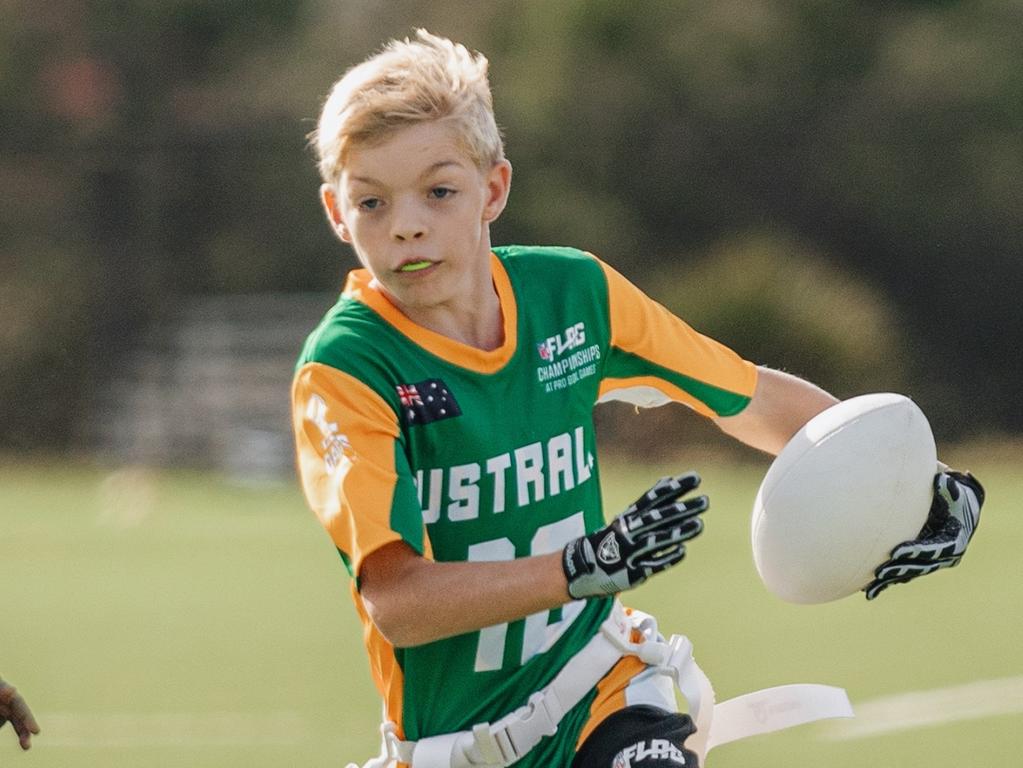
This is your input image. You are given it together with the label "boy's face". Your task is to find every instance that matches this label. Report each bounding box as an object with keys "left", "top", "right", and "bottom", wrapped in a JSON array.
[{"left": 322, "top": 121, "right": 511, "bottom": 316}]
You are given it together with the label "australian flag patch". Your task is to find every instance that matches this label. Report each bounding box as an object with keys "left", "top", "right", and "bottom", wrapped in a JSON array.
[{"left": 395, "top": 379, "right": 462, "bottom": 427}]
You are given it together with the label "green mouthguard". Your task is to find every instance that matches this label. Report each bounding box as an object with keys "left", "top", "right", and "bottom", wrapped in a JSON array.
[{"left": 400, "top": 261, "right": 433, "bottom": 272}]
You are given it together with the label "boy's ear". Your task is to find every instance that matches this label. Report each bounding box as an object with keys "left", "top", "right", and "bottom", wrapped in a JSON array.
[
  {"left": 320, "top": 184, "right": 352, "bottom": 242},
  {"left": 482, "top": 159, "right": 512, "bottom": 223}
]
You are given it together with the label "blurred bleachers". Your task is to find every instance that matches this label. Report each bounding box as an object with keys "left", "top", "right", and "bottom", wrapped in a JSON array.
[{"left": 92, "top": 293, "right": 332, "bottom": 482}]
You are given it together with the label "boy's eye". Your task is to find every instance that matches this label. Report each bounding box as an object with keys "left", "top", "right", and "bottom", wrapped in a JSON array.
[
  {"left": 358, "top": 198, "right": 381, "bottom": 211},
  {"left": 429, "top": 187, "right": 455, "bottom": 200}
]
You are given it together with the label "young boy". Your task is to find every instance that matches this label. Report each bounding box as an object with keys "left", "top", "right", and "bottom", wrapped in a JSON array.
[{"left": 292, "top": 30, "right": 983, "bottom": 768}]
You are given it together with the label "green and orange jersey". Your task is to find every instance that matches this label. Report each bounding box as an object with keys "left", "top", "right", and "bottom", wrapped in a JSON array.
[{"left": 291, "top": 245, "right": 757, "bottom": 767}]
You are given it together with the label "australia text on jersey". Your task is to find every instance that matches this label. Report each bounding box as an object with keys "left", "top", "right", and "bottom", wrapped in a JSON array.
[{"left": 415, "top": 426, "right": 596, "bottom": 524}]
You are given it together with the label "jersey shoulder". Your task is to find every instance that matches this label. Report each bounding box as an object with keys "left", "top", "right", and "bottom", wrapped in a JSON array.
[
  {"left": 294, "top": 293, "right": 412, "bottom": 416},
  {"left": 494, "top": 245, "right": 610, "bottom": 307},
  {"left": 494, "top": 244, "right": 603, "bottom": 276},
  {"left": 297, "top": 293, "right": 384, "bottom": 370}
]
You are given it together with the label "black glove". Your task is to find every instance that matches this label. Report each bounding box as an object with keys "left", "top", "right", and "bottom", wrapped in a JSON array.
[
  {"left": 562, "top": 473, "right": 708, "bottom": 599},
  {"left": 864, "top": 470, "right": 985, "bottom": 600}
]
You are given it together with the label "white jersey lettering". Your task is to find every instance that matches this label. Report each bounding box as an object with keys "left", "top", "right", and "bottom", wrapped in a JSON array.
[
  {"left": 486, "top": 453, "right": 511, "bottom": 513},
  {"left": 419, "top": 467, "right": 444, "bottom": 524},
  {"left": 415, "top": 428, "right": 595, "bottom": 524},
  {"left": 574, "top": 426, "right": 592, "bottom": 485},
  {"left": 515, "top": 441, "right": 546, "bottom": 506},
  {"left": 447, "top": 462, "right": 481, "bottom": 521},
  {"left": 547, "top": 432, "right": 574, "bottom": 496}
]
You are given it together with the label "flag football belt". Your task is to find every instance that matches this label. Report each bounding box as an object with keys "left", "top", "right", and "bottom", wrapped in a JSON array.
[{"left": 349, "top": 600, "right": 853, "bottom": 768}]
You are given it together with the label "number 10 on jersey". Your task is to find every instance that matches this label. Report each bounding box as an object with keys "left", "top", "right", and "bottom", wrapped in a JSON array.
[{"left": 468, "top": 512, "right": 587, "bottom": 672}]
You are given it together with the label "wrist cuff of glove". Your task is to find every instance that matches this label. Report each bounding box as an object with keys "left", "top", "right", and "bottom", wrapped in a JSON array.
[{"left": 562, "top": 538, "right": 593, "bottom": 599}]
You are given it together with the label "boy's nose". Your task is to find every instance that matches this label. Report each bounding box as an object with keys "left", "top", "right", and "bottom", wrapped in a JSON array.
[
  {"left": 390, "top": 201, "right": 427, "bottom": 241},
  {"left": 393, "top": 229, "right": 425, "bottom": 241}
]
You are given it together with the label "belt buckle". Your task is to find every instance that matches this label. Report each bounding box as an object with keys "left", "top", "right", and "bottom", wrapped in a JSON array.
[{"left": 471, "top": 721, "right": 515, "bottom": 766}]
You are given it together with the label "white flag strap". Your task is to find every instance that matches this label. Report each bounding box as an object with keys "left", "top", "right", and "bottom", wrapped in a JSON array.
[
  {"left": 410, "top": 733, "right": 466, "bottom": 768},
  {"left": 706, "top": 684, "right": 854, "bottom": 753}
]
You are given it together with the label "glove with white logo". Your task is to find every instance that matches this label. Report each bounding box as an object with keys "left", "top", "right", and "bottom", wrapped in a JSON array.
[
  {"left": 864, "top": 470, "right": 985, "bottom": 600},
  {"left": 562, "top": 473, "right": 707, "bottom": 599}
]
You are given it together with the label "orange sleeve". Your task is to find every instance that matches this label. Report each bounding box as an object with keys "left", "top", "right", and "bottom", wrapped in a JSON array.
[
  {"left": 596, "top": 258, "right": 759, "bottom": 418},
  {"left": 291, "top": 362, "right": 430, "bottom": 578}
]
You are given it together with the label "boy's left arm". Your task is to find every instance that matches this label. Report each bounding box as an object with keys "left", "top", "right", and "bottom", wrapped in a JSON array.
[
  {"left": 712, "top": 366, "right": 838, "bottom": 455},
  {"left": 715, "top": 365, "right": 985, "bottom": 600}
]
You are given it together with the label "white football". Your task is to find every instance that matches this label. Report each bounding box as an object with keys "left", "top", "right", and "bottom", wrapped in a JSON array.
[{"left": 752, "top": 393, "right": 936, "bottom": 604}]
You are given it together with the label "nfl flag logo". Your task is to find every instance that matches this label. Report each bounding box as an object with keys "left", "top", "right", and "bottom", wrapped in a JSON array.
[
  {"left": 395, "top": 379, "right": 461, "bottom": 427},
  {"left": 537, "top": 341, "right": 553, "bottom": 361}
]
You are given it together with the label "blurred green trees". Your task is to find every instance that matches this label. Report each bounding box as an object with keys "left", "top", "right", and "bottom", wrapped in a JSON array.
[{"left": 2, "top": 0, "right": 1020, "bottom": 450}]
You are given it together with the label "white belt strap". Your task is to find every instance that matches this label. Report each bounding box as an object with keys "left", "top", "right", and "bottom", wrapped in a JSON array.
[
  {"left": 706, "top": 683, "right": 853, "bottom": 753},
  {"left": 350, "top": 601, "right": 853, "bottom": 768},
  {"left": 392, "top": 601, "right": 638, "bottom": 768}
]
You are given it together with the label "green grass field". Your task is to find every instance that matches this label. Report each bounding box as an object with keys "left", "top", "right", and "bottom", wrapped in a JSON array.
[{"left": 1, "top": 455, "right": 1019, "bottom": 767}]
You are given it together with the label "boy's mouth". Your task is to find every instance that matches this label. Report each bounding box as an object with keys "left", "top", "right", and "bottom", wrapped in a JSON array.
[{"left": 398, "top": 260, "right": 434, "bottom": 273}]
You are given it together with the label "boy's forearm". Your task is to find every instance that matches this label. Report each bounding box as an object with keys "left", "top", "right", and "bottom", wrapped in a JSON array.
[
  {"left": 360, "top": 546, "right": 572, "bottom": 648},
  {"left": 715, "top": 366, "right": 838, "bottom": 455}
]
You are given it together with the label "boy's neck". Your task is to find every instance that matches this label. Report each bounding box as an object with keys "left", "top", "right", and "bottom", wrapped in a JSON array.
[{"left": 402, "top": 286, "right": 505, "bottom": 351}]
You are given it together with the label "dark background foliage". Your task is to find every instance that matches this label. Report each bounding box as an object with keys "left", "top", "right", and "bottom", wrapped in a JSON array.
[{"left": 2, "top": 0, "right": 1020, "bottom": 451}]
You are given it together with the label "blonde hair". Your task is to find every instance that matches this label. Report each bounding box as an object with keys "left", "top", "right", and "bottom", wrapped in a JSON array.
[{"left": 312, "top": 29, "right": 504, "bottom": 184}]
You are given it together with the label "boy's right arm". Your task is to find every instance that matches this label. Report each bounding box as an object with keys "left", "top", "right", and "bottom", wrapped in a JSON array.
[
  {"left": 293, "top": 363, "right": 709, "bottom": 648},
  {"left": 361, "top": 473, "right": 709, "bottom": 648},
  {"left": 360, "top": 543, "right": 569, "bottom": 648},
  {"left": 293, "top": 363, "right": 573, "bottom": 647}
]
